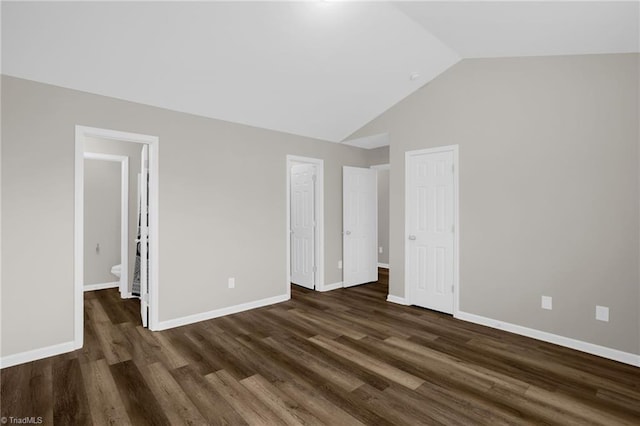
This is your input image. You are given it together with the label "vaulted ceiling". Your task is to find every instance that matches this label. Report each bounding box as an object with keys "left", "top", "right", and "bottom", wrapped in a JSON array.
[{"left": 2, "top": 1, "right": 638, "bottom": 145}]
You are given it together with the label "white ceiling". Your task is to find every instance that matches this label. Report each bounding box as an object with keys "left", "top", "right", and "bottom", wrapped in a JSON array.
[
  {"left": 396, "top": 1, "right": 640, "bottom": 59},
  {"left": 2, "top": 2, "right": 638, "bottom": 147},
  {"left": 1, "top": 1, "right": 459, "bottom": 143}
]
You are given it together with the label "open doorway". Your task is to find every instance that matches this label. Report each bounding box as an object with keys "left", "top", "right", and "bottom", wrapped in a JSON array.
[
  {"left": 286, "top": 155, "right": 324, "bottom": 295},
  {"left": 370, "top": 163, "right": 389, "bottom": 270},
  {"left": 83, "top": 152, "right": 129, "bottom": 297},
  {"left": 74, "top": 126, "right": 159, "bottom": 348}
]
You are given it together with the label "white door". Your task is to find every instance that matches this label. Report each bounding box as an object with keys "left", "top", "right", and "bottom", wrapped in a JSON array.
[
  {"left": 406, "top": 148, "right": 456, "bottom": 314},
  {"left": 290, "top": 164, "right": 316, "bottom": 289},
  {"left": 343, "top": 167, "right": 377, "bottom": 287},
  {"left": 140, "top": 145, "right": 149, "bottom": 327}
]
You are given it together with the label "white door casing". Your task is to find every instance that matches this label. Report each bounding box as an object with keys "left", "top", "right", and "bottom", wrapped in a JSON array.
[
  {"left": 343, "top": 166, "right": 378, "bottom": 287},
  {"left": 405, "top": 146, "right": 458, "bottom": 314},
  {"left": 291, "top": 164, "right": 316, "bottom": 289},
  {"left": 139, "top": 144, "right": 149, "bottom": 327},
  {"left": 76, "top": 126, "right": 159, "bottom": 350}
]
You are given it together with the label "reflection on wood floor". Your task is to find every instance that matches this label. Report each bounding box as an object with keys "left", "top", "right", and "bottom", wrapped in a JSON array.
[{"left": 2, "top": 269, "right": 640, "bottom": 425}]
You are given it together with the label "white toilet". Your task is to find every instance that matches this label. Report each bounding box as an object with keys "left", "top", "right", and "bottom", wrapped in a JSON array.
[{"left": 110, "top": 264, "right": 122, "bottom": 279}]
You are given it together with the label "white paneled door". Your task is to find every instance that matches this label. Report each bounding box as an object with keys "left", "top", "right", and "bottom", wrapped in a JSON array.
[
  {"left": 343, "top": 166, "right": 378, "bottom": 287},
  {"left": 140, "top": 144, "right": 149, "bottom": 327},
  {"left": 406, "top": 148, "right": 457, "bottom": 314},
  {"left": 291, "top": 164, "right": 316, "bottom": 289}
]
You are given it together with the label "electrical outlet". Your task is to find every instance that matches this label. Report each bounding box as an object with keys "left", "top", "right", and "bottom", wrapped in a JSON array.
[
  {"left": 379, "top": 246, "right": 383, "bottom": 254},
  {"left": 541, "top": 296, "right": 552, "bottom": 310},
  {"left": 228, "top": 277, "right": 235, "bottom": 289},
  {"left": 596, "top": 305, "right": 609, "bottom": 322},
  {"left": 338, "top": 260, "right": 342, "bottom": 269}
]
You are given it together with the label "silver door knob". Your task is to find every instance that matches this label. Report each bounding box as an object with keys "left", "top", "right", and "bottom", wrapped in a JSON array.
[
  {"left": 408, "top": 235, "right": 416, "bottom": 240},
  {"left": 345, "top": 230, "right": 351, "bottom": 235}
]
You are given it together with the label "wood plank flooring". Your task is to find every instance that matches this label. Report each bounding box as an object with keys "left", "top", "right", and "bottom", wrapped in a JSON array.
[{"left": 2, "top": 269, "right": 640, "bottom": 425}]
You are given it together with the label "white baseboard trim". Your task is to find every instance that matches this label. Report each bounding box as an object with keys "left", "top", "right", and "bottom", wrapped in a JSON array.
[
  {"left": 319, "top": 282, "right": 343, "bottom": 292},
  {"left": 84, "top": 281, "right": 119, "bottom": 292},
  {"left": 455, "top": 311, "right": 640, "bottom": 368},
  {"left": 154, "top": 293, "right": 290, "bottom": 331},
  {"left": 377, "top": 263, "right": 389, "bottom": 269},
  {"left": 0, "top": 340, "right": 79, "bottom": 369},
  {"left": 387, "top": 294, "right": 410, "bottom": 306},
  {"left": 121, "top": 292, "right": 137, "bottom": 299}
]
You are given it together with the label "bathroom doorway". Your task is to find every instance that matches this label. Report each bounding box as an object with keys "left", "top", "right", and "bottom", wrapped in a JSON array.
[
  {"left": 83, "top": 152, "right": 130, "bottom": 297},
  {"left": 75, "top": 126, "right": 159, "bottom": 347}
]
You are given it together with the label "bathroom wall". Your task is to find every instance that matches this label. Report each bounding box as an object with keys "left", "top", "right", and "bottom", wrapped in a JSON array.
[
  {"left": 84, "top": 137, "right": 142, "bottom": 294},
  {"left": 84, "top": 159, "right": 121, "bottom": 285}
]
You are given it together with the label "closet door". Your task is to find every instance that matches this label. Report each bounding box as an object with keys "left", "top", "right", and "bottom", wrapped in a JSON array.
[{"left": 343, "top": 166, "right": 377, "bottom": 287}]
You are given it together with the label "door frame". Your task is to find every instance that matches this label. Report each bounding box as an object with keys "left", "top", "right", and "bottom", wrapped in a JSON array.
[
  {"left": 286, "top": 155, "right": 324, "bottom": 295},
  {"left": 83, "top": 152, "right": 130, "bottom": 298},
  {"left": 404, "top": 145, "right": 460, "bottom": 315},
  {"left": 289, "top": 163, "right": 316, "bottom": 290},
  {"left": 75, "top": 126, "right": 160, "bottom": 348}
]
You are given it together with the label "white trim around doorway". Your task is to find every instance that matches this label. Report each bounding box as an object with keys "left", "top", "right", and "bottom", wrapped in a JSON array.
[{"left": 75, "top": 126, "right": 160, "bottom": 351}]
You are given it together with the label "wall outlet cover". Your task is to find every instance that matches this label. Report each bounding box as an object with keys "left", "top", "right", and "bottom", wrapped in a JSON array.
[
  {"left": 596, "top": 305, "right": 609, "bottom": 322},
  {"left": 228, "top": 277, "right": 235, "bottom": 289},
  {"left": 338, "top": 260, "right": 343, "bottom": 269}
]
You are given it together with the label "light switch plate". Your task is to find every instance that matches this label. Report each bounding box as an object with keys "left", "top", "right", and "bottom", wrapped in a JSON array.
[
  {"left": 541, "top": 296, "right": 552, "bottom": 310},
  {"left": 338, "top": 260, "right": 343, "bottom": 269},
  {"left": 228, "top": 277, "right": 235, "bottom": 289},
  {"left": 596, "top": 305, "right": 609, "bottom": 322}
]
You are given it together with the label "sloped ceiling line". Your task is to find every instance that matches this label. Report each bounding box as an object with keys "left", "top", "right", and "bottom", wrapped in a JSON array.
[{"left": 2, "top": 1, "right": 638, "bottom": 147}]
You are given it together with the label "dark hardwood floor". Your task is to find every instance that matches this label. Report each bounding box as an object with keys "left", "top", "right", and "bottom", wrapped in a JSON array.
[{"left": 2, "top": 269, "right": 640, "bottom": 425}]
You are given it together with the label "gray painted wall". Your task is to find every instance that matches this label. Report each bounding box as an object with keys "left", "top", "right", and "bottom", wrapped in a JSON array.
[
  {"left": 1, "top": 75, "right": 369, "bottom": 357},
  {"left": 365, "top": 146, "right": 389, "bottom": 166},
  {"left": 84, "top": 137, "right": 142, "bottom": 294},
  {"left": 84, "top": 159, "right": 121, "bottom": 285},
  {"left": 365, "top": 146, "right": 390, "bottom": 266},
  {"left": 376, "top": 168, "right": 390, "bottom": 266},
  {"left": 350, "top": 54, "right": 640, "bottom": 355}
]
